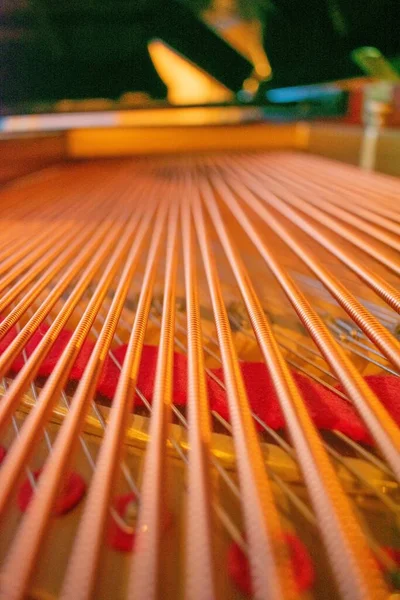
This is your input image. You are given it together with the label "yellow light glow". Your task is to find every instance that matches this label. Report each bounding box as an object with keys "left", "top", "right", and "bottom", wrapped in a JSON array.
[
  {"left": 148, "top": 40, "right": 233, "bottom": 105},
  {"left": 203, "top": 9, "right": 272, "bottom": 80},
  {"left": 216, "top": 19, "right": 271, "bottom": 79},
  {"left": 243, "top": 77, "right": 259, "bottom": 94}
]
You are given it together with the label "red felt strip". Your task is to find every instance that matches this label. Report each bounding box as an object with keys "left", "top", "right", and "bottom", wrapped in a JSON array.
[
  {"left": 379, "top": 546, "right": 400, "bottom": 570},
  {"left": 0, "top": 325, "right": 17, "bottom": 355},
  {"left": 0, "top": 324, "right": 398, "bottom": 443},
  {"left": 376, "top": 547, "right": 400, "bottom": 588},
  {"left": 17, "top": 469, "right": 86, "bottom": 515},
  {"left": 107, "top": 492, "right": 138, "bottom": 552},
  {"left": 339, "top": 375, "right": 400, "bottom": 429},
  {"left": 107, "top": 492, "right": 173, "bottom": 552},
  {"left": 210, "top": 362, "right": 370, "bottom": 442},
  {"left": 227, "top": 533, "right": 315, "bottom": 595},
  {"left": 97, "top": 344, "right": 188, "bottom": 407},
  {"left": 10, "top": 324, "right": 95, "bottom": 378},
  {"left": 97, "top": 346, "right": 370, "bottom": 441}
]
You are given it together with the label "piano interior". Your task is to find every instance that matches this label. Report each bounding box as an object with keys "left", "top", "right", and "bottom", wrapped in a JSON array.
[{"left": 0, "top": 2, "right": 400, "bottom": 599}]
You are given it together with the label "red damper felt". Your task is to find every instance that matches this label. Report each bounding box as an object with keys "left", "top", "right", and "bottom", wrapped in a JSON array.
[
  {"left": 210, "top": 361, "right": 369, "bottom": 442},
  {"left": 11, "top": 324, "right": 95, "bottom": 378},
  {"left": 1, "top": 320, "right": 397, "bottom": 444},
  {"left": 107, "top": 493, "right": 138, "bottom": 552},
  {"left": 337, "top": 375, "right": 400, "bottom": 428},
  {"left": 227, "top": 533, "right": 315, "bottom": 596},
  {"left": 96, "top": 346, "right": 125, "bottom": 400},
  {"left": 381, "top": 546, "right": 400, "bottom": 566},
  {"left": 11, "top": 324, "right": 48, "bottom": 371},
  {"left": 134, "top": 345, "right": 188, "bottom": 406},
  {"left": 98, "top": 344, "right": 188, "bottom": 406},
  {"left": 69, "top": 338, "right": 95, "bottom": 380},
  {"left": 97, "top": 343, "right": 225, "bottom": 408},
  {"left": 107, "top": 492, "right": 173, "bottom": 552},
  {"left": 376, "top": 546, "right": 400, "bottom": 588},
  {"left": 0, "top": 320, "right": 17, "bottom": 354},
  {"left": 17, "top": 468, "right": 86, "bottom": 515}
]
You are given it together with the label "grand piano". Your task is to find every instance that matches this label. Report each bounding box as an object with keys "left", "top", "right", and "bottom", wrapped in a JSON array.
[{"left": 0, "top": 2, "right": 400, "bottom": 599}]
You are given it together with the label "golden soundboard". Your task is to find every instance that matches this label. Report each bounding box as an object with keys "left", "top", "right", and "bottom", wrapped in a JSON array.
[{"left": 0, "top": 120, "right": 399, "bottom": 600}]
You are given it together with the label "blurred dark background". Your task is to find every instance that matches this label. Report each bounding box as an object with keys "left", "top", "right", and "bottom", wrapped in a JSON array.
[{"left": 1, "top": 0, "right": 399, "bottom": 110}]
